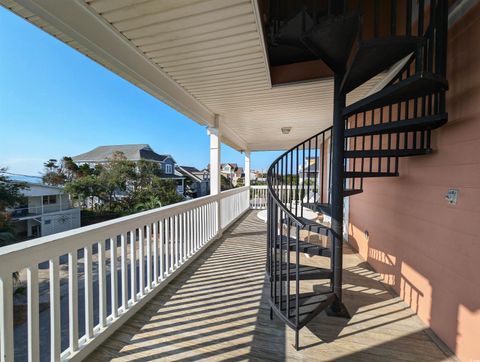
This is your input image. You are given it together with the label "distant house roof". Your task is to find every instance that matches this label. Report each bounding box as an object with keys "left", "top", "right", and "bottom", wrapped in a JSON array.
[
  {"left": 72, "top": 144, "right": 173, "bottom": 163},
  {"left": 180, "top": 166, "right": 201, "bottom": 174},
  {"left": 1, "top": 172, "right": 64, "bottom": 196},
  {"left": 221, "top": 163, "right": 238, "bottom": 169},
  {"left": 299, "top": 157, "right": 321, "bottom": 173},
  {"left": 4, "top": 173, "right": 43, "bottom": 185},
  {"left": 176, "top": 166, "right": 204, "bottom": 182}
]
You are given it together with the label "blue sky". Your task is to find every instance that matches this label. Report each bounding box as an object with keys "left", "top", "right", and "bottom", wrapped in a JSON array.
[{"left": 0, "top": 7, "right": 280, "bottom": 176}]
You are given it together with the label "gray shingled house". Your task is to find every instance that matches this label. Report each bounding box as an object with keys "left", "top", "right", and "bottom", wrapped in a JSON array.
[{"left": 72, "top": 144, "right": 185, "bottom": 194}]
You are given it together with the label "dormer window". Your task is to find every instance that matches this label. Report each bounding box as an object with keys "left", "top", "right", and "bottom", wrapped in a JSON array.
[{"left": 165, "top": 164, "right": 173, "bottom": 174}]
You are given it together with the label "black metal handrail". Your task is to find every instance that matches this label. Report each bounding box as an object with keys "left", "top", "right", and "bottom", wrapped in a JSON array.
[{"left": 267, "top": 126, "right": 333, "bottom": 225}]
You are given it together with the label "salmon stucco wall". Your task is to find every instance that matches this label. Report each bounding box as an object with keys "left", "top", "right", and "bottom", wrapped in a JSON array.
[{"left": 348, "top": 4, "right": 480, "bottom": 361}]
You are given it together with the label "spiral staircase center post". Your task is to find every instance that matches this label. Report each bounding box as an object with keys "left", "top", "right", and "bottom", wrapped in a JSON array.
[{"left": 329, "top": 72, "right": 349, "bottom": 317}]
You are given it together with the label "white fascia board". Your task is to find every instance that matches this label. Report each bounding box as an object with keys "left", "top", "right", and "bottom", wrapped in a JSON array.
[
  {"left": 15, "top": 0, "right": 215, "bottom": 127},
  {"left": 219, "top": 122, "right": 248, "bottom": 151}
]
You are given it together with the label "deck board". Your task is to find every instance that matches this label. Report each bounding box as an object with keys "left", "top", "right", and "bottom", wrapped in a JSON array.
[{"left": 90, "top": 211, "right": 455, "bottom": 361}]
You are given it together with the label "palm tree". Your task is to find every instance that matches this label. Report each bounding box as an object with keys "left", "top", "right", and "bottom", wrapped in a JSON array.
[{"left": 135, "top": 195, "right": 163, "bottom": 212}]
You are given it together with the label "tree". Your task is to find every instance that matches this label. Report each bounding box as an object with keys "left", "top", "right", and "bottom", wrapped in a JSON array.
[
  {"left": 61, "top": 156, "right": 79, "bottom": 182},
  {"left": 135, "top": 195, "right": 162, "bottom": 212},
  {"left": 42, "top": 159, "right": 66, "bottom": 186},
  {"left": 0, "top": 168, "right": 27, "bottom": 211},
  {"left": 64, "top": 174, "right": 101, "bottom": 210},
  {"left": 96, "top": 152, "right": 135, "bottom": 210},
  {"left": 0, "top": 168, "right": 27, "bottom": 244},
  {"left": 221, "top": 175, "right": 233, "bottom": 191},
  {"left": 56, "top": 153, "right": 184, "bottom": 217},
  {"left": 236, "top": 178, "right": 245, "bottom": 187}
]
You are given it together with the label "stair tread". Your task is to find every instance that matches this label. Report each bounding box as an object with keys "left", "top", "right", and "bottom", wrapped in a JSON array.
[
  {"left": 345, "top": 171, "right": 399, "bottom": 178},
  {"left": 269, "top": 10, "right": 316, "bottom": 66},
  {"left": 273, "top": 262, "right": 332, "bottom": 280},
  {"left": 344, "top": 188, "right": 363, "bottom": 197},
  {"left": 281, "top": 216, "right": 330, "bottom": 235},
  {"left": 345, "top": 113, "right": 448, "bottom": 137},
  {"left": 341, "top": 36, "right": 421, "bottom": 94},
  {"left": 301, "top": 14, "right": 360, "bottom": 72},
  {"left": 344, "top": 148, "right": 432, "bottom": 158},
  {"left": 303, "top": 202, "right": 332, "bottom": 216},
  {"left": 275, "top": 235, "right": 331, "bottom": 257},
  {"left": 271, "top": 292, "right": 336, "bottom": 328},
  {"left": 276, "top": 9, "right": 314, "bottom": 46},
  {"left": 343, "top": 72, "right": 448, "bottom": 118}
]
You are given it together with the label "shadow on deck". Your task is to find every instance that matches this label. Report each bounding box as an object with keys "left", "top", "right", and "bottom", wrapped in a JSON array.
[{"left": 90, "top": 211, "right": 454, "bottom": 361}]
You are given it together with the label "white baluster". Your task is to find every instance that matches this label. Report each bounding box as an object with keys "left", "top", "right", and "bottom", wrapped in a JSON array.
[
  {"left": 49, "top": 258, "right": 60, "bottom": 361},
  {"left": 170, "top": 217, "right": 174, "bottom": 271},
  {"left": 152, "top": 222, "right": 158, "bottom": 286},
  {"left": 98, "top": 240, "right": 107, "bottom": 328},
  {"left": 159, "top": 220, "right": 164, "bottom": 280},
  {"left": 138, "top": 227, "right": 144, "bottom": 297},
  {"left": 174, "top": 214, "right": 179, "bottom": 267},
  {"left": 68, "top": 252, "right": 78, "bottom": 354},
  {"left": 110, "top": 237, "right": 118, "bottom": 319},
  {"left": 0, "top": 272, "right": 14, "bottom": 362},
  {"left": 188, "top": 210, "right": 192, "bottom": 256},
  {"left": 146, "top": 224, "right": 151, "bottom": 291},
  {"left": 120, "top": 234, "right": 127, "bottom": 311},
  {"left": 26, "top": 265, "right": 40, "bottom": 362},
  {"left": 130, "top": 230, "right": 137, "bottom": 303},
  {"left": 84, "top": 246, "right": 94, "bottom": 339},
  {"left": 194, "top": 208, "right": 198, "bottom": 251},
  {"left": 165, "top": 218, "right": 170, "bottom": 275},
  {"left": 200, "top": 206, "right": 203, "bottom": 247},
  {"left": 178, "top": 213, "right": 183, "bottom": 264}
]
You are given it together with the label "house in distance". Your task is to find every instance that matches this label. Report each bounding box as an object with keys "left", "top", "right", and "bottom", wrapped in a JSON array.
[{"left": 72, "top": 144, "right": 186, "bottom": 194}]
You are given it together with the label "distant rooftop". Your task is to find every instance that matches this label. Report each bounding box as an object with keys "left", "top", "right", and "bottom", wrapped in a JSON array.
[
  {"left": 72, "top": 144, "right": 172, "bottom": 163},
  {"left": 2, "top": 173, "right": 43, "bottom": 185},
  {"left": 179, "top": 166, "right": 201, "bottom": 174}
]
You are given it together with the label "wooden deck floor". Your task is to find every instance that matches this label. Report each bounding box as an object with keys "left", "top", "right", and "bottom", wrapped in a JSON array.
[{"left": 90, "top": 211, "right": 454, "bottom": 361}]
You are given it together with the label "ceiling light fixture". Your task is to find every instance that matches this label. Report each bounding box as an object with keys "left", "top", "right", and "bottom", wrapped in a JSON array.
[{"left": 281, "top": 127, "right": 292, "bottom": 135}]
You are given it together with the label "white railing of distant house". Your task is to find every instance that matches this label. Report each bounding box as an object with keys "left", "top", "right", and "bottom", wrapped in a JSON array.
[
  {"left": 8, "top": 204, "right": 75, "bottom": 218},
  {"left": 0, "top": 186, "right": 250, "bottom": 362}
]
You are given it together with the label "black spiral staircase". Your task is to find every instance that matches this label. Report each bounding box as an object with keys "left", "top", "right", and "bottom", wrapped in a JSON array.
[{"left": 265, "top": 0, "right": 449, "bottom": 350}]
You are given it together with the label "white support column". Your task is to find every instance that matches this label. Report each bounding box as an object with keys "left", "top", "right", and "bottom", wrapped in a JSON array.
[
  {"left": 244, "top": 151, "right": 251, "bottom": 187},
  {"left": 208, "top": 121, "right": 221, "bottom": 233},
  {"left": 208, "top": 126, "right": 221, "bottom": 195}
]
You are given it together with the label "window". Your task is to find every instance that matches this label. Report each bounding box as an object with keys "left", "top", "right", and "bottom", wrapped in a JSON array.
[
  {"left": 165, "top": 164, "right": 173, "bottom": 174},
  {"left": 43, "top": 195, "right": 57, "bottom": 205}
]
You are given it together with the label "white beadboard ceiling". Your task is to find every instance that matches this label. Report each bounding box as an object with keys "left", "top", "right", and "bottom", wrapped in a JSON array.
[{"left": 1, "top": 0, "right": 385, "bottom": 151}]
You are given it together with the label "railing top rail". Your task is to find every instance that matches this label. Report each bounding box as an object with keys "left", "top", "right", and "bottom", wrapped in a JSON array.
[{"left": 0, "top": 186, "right": 249, "bottom": 273}]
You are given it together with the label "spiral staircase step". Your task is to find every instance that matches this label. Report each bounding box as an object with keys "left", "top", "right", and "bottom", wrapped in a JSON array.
[
  {"left": 343, "top": 72, "right": 448, "bottom": 118},
  {"left": 345, "top": 113, "right": 448, "bottom": 137},
  {"left": 341, "top": 36, "right": 422, "bottom": 94}
]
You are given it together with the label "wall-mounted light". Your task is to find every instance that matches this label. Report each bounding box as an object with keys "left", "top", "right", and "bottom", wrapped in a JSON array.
[{"left": 281, "top": 127, "right": 292, "bottom": 135}]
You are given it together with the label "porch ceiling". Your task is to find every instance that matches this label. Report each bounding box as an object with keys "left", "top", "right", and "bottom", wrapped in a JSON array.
[{"left": 2, "top": 0, "right": 385, "bottom": 151}]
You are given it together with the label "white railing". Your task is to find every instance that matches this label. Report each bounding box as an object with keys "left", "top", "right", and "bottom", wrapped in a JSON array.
[
  {"left": 250, "top": 185, "right": 268, "bottom": 209},
  {"left": 250, "top": 185, "right": 304, "bottom": 209},
  {"left": 0, "top": 186, "right": 250, "bottom": 362}
]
